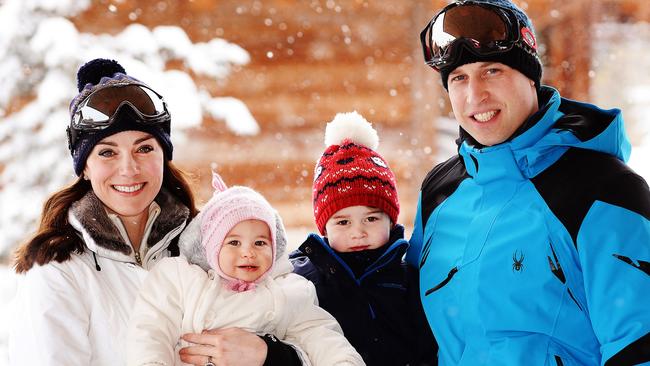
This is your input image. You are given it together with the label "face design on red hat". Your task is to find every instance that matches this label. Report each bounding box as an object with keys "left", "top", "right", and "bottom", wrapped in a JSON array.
[
  {"left": 324, "top": 205, "right": 391, "bottom": 252},
  {"left": 370, "top": 156, "right": 388, "bottom": 168}
]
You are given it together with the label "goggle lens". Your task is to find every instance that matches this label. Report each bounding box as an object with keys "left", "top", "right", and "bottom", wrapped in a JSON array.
[
  {"left": 73, "top": 84, "right": 167, "bottom": 130},
  {"left": 422, "top": 4, "right": 517, "bottom": 69}
]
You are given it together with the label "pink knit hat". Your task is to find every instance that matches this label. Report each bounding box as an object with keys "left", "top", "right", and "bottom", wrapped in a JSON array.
[{"left": 200, "top": 172, "right": 277, "bottom": 291}]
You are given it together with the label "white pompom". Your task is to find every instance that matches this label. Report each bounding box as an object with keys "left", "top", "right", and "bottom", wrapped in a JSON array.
[{"left": 324, "top": 111, "right": 379, "bottom": 149}]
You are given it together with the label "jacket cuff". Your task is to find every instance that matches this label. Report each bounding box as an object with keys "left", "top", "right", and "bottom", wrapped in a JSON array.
[{"left": 260, "top": 334, "right": 302, "bottom": 366}]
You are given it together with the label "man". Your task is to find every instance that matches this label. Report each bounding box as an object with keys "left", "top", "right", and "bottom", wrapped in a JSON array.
[{"left": 405, "top": 1, "right": 650, "bottom": 365}]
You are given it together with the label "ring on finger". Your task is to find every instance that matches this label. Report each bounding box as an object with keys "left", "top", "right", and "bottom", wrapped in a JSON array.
[{"left": 205, "top": 355, "right": 216, "bottom": 366}]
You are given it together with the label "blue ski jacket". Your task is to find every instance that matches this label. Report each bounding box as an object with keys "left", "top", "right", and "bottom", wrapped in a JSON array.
[{"left": 406, "top": 87, "right": 650, "bottom": 366}]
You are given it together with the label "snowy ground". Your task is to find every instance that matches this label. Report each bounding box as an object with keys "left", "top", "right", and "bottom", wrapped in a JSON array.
[{"left": 0, "top": 266, "right": 16, "bottom": 363}]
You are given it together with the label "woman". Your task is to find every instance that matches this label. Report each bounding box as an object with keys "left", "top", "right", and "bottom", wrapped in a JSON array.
[{"left": 9, "top": 59, "right": 301, "bottom": 366}]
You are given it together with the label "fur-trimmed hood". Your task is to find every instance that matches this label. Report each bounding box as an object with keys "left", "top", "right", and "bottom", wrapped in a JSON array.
[{"left": 68, "top": 188, "right": 189, "bottom": 263}]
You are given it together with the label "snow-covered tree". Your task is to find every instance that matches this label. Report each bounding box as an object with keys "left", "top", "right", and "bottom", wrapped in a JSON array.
[
  {"left": 591, "top": 22, "right": 650, "bottom": 181},
  {"left": 0, "top": 0, "right": 258, "bottom": 257}
]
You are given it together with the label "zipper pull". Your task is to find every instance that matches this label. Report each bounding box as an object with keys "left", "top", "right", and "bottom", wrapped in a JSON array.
[
  {"left": 134, "top": 251, "right": 142, "bottom": 266},
  {"left": 425, "top": 266, "right": 458, "bottom": 296}
]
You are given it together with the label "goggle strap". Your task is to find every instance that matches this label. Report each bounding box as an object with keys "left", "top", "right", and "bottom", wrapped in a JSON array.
[{"left": 68, "top": 103, "right": 171, "bottom": 151}]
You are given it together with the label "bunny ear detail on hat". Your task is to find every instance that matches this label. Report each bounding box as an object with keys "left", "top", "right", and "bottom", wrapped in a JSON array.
[
  {"left": 211, "top": 171, "right": 228, "bottom": 194},
  {"left": 312, "top": 111, "right": 400, "bottom": 235}
]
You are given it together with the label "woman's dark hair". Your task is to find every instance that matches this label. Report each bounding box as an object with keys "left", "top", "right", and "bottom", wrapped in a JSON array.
[{"left": 13, "top": 161, "right": 197, "bottom": 273}]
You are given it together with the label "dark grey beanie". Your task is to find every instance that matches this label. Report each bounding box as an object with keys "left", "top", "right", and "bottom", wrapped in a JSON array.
[{"left": 435, "top": 0, "right": 543, "bottom": 90}]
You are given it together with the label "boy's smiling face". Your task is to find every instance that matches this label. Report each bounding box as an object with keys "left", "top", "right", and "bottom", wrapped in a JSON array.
[{"left": 324, "top": 205, "right": 391, "bottom": 253}]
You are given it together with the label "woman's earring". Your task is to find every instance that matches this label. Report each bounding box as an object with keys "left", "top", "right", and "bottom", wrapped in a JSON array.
[{"left": 83, "top": 174, "right": 89, "bottom": 181}]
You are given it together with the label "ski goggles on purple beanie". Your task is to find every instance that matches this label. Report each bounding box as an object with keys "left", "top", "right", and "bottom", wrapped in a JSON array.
[
  {"left": 67, "top": 75, "right": 170, "bottom": 152},
  {"left": 420, "top": 0, "right": 542, "bottom": 89},
  {"left": 67, "top": 73, "right": 173, "bottom": 176}
]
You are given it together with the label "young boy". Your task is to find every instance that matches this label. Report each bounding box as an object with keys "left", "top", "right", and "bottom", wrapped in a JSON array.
[{"left": 291, "top": 111, "right": 437, "bottom": 366}]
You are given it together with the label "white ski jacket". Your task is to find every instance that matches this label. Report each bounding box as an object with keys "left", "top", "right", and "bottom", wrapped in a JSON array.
[{"left": 9, "top": 190, "right": 189, "bottom": 365}]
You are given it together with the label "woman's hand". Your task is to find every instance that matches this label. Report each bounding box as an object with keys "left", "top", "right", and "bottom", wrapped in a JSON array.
[{"left": 179, "top": 327, "right": 268, "bottom": 366}]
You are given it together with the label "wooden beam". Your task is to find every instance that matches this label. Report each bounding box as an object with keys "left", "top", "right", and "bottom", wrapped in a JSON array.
[
  {"left": 535, "top": 0, "right": 593, "bottom": 99},
  {"left": 525, "top": 0, "right": 650, "bottom": 22}
]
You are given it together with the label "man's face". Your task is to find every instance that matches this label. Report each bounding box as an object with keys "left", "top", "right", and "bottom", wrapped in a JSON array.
[{"left": 447, "top": 62, "right": 539, "bottom": 146}]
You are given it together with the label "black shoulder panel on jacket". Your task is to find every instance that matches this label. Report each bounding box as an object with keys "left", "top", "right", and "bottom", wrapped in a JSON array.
[
  {"left": 555, "top": 101, "right": 613, "bottom": 142},
  {"left": 604, "top": 331, "right": 650, "bottom": 366},
  {"left": 531, "top": 148, "right": 650, "bottom": 247},
  {"left": 420, "top": 155, "right": 469, "bottom": 229}
]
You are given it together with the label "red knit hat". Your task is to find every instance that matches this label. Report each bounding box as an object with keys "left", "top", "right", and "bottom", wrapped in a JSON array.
[{"left": 312, "top": 111, "right": 399, "bottom": 235}]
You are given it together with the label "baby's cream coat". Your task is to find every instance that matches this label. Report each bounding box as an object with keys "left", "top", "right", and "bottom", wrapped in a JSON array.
[{"left": 126, "top": 255, "right": 364, "bottom": 366}]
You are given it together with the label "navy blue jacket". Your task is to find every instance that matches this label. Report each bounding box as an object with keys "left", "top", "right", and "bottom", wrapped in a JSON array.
[
  {"left": 407, "top": 87, "right": 650, "bottom": 366},
  {"left": 291, "top": 225, "right": 437, "bottom": 366}
]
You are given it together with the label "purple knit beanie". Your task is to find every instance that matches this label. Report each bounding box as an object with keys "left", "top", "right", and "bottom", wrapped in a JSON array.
[
  {"left": 200, "top": 172, "right": 277, "bottom": 291},
  {"left": 68, "top": 58, "right": 173, "bottom": 176}
]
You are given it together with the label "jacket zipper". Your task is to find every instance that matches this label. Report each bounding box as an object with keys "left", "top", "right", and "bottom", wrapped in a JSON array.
[
  {"left": 134, "top": 252, "right": 142, "bottom": 265},
  {"left": 425, "top": 266, "right": 458, "bottom": 296}
]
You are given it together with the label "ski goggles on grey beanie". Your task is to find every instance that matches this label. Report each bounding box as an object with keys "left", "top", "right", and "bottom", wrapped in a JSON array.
[{"left": 420, "top": 0, "right": 542, "bottom": 90}]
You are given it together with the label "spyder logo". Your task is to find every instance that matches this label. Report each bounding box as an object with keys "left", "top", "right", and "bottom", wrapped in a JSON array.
[{"left": 512, "top": 250, "right": 525, "bottom": 272}]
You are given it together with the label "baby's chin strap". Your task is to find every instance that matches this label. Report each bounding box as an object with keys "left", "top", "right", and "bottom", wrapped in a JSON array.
[{"left": 221, "top": 266, "right": 273, "bottom": 293}]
